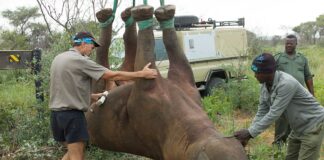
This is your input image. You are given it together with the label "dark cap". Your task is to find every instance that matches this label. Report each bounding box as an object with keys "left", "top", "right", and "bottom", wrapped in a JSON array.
[
  {"left": 73, "top": 31, "right": 100, "bottom": 47},
  {"left": 251, "top": 53, "right": 276, "bottom": 73}
]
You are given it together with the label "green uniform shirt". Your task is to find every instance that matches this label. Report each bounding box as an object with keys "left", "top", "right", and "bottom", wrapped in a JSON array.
[
  {"left": 248, "top": 71, "right": 324, "bottom": 137},
  {"left": 49, "top": 48, "right": 108, "bottom": 112},
  {"left": 274, "top": 52, "right": 312, "bottom": 86}
]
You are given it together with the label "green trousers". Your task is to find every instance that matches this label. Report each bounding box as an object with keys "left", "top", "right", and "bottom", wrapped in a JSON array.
[
  {"left": 286, "top": 122, "right": 324, "bottom": 160},
  {"left": 274, "top": 114, "right": 291, "bottom": 144}
]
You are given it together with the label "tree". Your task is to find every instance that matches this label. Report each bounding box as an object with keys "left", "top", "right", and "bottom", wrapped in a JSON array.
[
  {"left": 271, "top": 35, "right": 282, "bottom": 47},
  {"left": 246, "top": 30, "right": 262, "bottom": 56},
  {"left": 1, "top": 7, "right": 50, "bottom": 49},
  {"left": 316, "top": 14, "right": 324, "bottom": 40},
  {"left": 29, "top": 23, "right": 52, "bottom": 48},
  {"left": 36, "top": 0, "right": 116, "bottom": 34},
  {"left": 1, "top": 7, "right": 41, "bottom": 35},
  {"left": 0, "top": 30, "right": 29, "bottom": 50},
  {"left": 293, "top": 21, "right": 318, "bottom": 44}
]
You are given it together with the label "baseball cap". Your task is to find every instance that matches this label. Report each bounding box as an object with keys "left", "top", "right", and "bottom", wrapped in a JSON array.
[
  {"left": 73, "top": 31, "right": 101, "bottom": 47},
  {"left": 251, "top": 53, "right": 276, "bottom": 73}
]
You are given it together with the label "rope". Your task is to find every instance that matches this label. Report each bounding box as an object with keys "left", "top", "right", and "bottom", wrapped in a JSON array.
[
  {"left": 137, "top": 18, "right": 154, "bottom": 30},
  {"left": 135, "top": 0, "right": 167, "bottom": 29},
  {"left": 125, "top": 16, "right": 135, "bottom": 28},
  {"left": 160, "top": 0, "right": 164, "bottom": 6},
  {"left": 142, "top": 0, "right": 164, "bottom": 6},
  {"left": 99, "top": 0, "right": 118, "bottom": 28},
  {"left": 159, "top": 18, "right": 174, "bottom": 29},
  {"left": 99, "top": 16, "right": 115, "bottom": 28},
  {"left": 124, "top": 0, "right": 136, "bottom": 28}
]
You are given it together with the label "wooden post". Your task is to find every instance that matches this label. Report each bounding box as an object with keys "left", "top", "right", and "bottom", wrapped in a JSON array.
[{"left": 32, "top": 48, "right": 44, "bottom": 102}]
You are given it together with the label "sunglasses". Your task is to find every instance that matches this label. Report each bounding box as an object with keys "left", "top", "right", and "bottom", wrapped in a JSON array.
[
  {"left": 73, "top": 38, "right": 94, "bottom": 45},
  {"left": 251, "top": 64, "right": 258, "bottom": 72}
]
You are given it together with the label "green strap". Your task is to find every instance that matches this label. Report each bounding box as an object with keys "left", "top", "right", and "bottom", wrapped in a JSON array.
[
  {"left": 99, "top": 0, "right": 118, "bottom": 28},
  {"left": 99, "top": 16, "right": 115, "bottom": 28},
  {"left": 159, "top": 18, "right": 174, "bottom": 29},
  {"left": 160, "top": 0, "right": 164, "bottom": 6},
  {"left": 124, "top": 0, "right": 136, "bottom": 28},
  {"left": 138, "top": 18, "right": 153, "bottom": 30},
  {"left": 112, "top": 0, "right": 118, "bottom": 14},
  {"left": 142, "top": 0, "right": 164, "bottom": 6},
  {"left": 125, "top": 16, "right": 135, "bottom": 28}
]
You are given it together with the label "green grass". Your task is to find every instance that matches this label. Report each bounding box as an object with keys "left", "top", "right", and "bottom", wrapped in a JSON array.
[
  {"left": 1, "top": 46, "right": 324, "bottom": 159},
  {"left": 0, "top": 81, "right": 36, "bottom": 107}
]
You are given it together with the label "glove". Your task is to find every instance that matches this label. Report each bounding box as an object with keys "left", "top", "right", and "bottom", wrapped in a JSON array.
[{"left": 234, "top": 129, "right": 252, "bottom": 147}]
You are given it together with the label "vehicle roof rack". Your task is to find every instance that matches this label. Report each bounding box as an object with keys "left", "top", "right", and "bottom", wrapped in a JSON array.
[{"left": 173, "top": 16, "right": 245, "bottom": 30}]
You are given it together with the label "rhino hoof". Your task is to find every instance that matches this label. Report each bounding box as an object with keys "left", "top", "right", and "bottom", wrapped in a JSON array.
[
  {"left": 96, "top": 8, "right": 113, "bottom": 23},
  {"left": 131, "top": 5, "right": 154, "bottom": 21},
  {"left": 154, "top": 5, "right": 176, "bottom": 21},
  {"left": 121, "top": 7, "right": 133, "bottom": 22}
]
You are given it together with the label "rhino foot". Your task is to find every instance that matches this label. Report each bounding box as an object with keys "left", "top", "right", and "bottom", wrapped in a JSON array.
[
  {"left": 154, "top": 5, "right": 176, "bottom": 21},
  {"left": 96, "top": 8, "right": 113, "bottom": 23},
  {"left": 131, "top": 5, "right": 154, "bottom": 21},
  {"left": 121, "top": 7, "right": 133, "bottom": 22}
]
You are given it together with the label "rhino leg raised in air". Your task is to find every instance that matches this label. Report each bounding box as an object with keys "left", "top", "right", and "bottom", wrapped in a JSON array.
[
  {"left": 116, "top": 7, "right": 138, "bottom": 86},
  {"left": 96, "top": 8, "right": 113, "bottom": 68},
  {"left": 154, "top": 5, "right": 201, "bottom": 105},
  {"left": 94, "top": 8, "right": 116, "bottom": 92},
  {"left": 120, "top": 7, "right": 137, "bottom": 72}
]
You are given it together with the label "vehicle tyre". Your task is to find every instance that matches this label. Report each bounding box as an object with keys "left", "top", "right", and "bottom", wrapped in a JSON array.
[
  {"left": 174, "top": 16, "right": 199, "bottom": 28},
  {"left": 206, "top": 77, "right": 225, "bottom": 96}
]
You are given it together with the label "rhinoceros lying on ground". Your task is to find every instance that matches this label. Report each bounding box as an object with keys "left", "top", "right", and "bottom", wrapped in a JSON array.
[{"left": 86, "top": 4, "right": 247, "bottom": 160}]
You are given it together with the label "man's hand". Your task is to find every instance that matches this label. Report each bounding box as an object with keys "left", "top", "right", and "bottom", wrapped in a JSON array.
[
  {"left": 141, "top": 62, "right": 158, "bottom": 79},
  {"left": 91, "top": 91, "right": 108, "bottom": 102},
  {"left": 91, "top": 93, "right": 102, "bottom": 102},
  {"left": 234, "top": 129, "right": 252, "bottom": 147}
]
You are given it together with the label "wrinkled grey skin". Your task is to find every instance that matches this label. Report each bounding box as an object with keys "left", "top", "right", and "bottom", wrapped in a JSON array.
[{"left": 86, "top": 5, "right": 248, "bottom": 160}]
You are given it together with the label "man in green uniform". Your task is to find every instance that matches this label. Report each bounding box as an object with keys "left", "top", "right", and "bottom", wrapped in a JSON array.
[
  {"left": 274, "top": 34, "right": 314, "bottom": 144},
  {"left": 234, "top": 53, "right": 324, "bottom": 160}
]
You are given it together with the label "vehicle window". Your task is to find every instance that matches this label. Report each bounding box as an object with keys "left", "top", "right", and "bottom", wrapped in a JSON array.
[{"left": 154, "top": 39, "right": 168, "bottom": 61}]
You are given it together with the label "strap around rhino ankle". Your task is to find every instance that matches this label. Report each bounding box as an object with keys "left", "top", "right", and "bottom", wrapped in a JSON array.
[
  {"left": 125, "top": 16, "right": 135, "bottom": 28},
  {"left": 137, "top": 18, "right": 154, "bottom": 30},
  {"left": 99, "top": 16, "right": 115, "bottom": 28},
  {"left": 99, "top": 0, "right": 118, "bottom": 28},
  {"left": 159, "top": 18, "right": 174, "bottom": 29}
]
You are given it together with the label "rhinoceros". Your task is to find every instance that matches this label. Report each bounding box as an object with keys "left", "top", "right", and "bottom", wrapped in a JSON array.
[{"left": 86, "top": 4, "right": 247, "bottom": 160}]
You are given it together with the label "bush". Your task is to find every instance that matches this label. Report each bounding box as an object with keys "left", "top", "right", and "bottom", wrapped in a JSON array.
[
  {"left": 202, "top": 88, "right": 233, "bottom": 123},
  {"left": 227, "top": 77, "right": 260, "bottom": 112},
  {"left": 204, "top": 75, "right": 260, "bottom": 113},
  {"left": 317, "top": 39, "right": 324, "bottom": 47}
]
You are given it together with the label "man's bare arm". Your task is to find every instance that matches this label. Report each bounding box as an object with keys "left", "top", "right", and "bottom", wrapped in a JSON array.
[
  {"left": 101, "top": 62, "right": 157, "bottom": 81},
  {"left": 306, "top": 78, "right": 314, "bottom": 96}
]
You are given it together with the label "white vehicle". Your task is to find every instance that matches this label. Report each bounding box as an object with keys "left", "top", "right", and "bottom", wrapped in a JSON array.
[
  {"left": 111, "top": 16, "right": 248, "bottom": 96},
  {"left": 154, "top": 16, "right": 248, "bottom": 96}
]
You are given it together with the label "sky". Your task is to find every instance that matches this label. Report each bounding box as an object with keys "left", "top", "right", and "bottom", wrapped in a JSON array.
[{"left": 0, "top": 0, "right": 324, "bottom": 37}]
